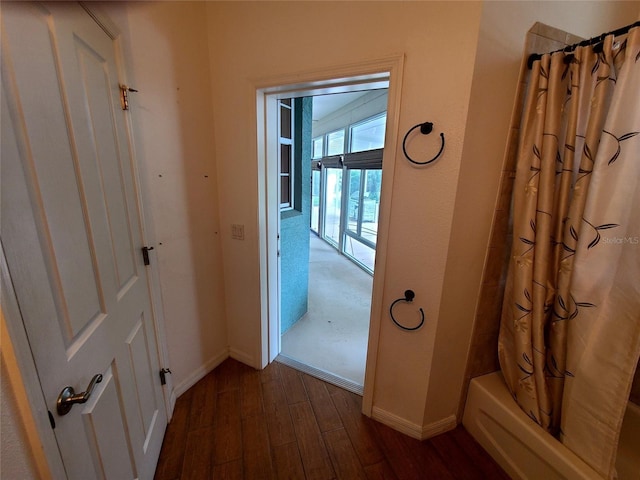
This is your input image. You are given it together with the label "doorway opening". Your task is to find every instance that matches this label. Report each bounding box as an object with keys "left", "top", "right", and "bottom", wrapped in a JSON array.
[
  {"left": 277, "top": 90, "right": 387, "bottom": 394},
  {"left": 256, "top": 59, "right": 403, "bottom": 409}
]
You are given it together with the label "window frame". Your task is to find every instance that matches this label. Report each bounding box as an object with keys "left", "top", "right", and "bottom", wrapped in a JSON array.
[
  {"left": 278, "top": 99, "right": 294, "bottom": 211},
  {"left": 312, "top": 136, "right": 324, "bottom": 159},
  {"left": 314, "top": 111, "right": 387, "bottom": 159},
  {"left": 312, "top": 111, "right": 387, "bottom": 273},
  {"left": 325, "top": 127, "right": 347, "bottom": 156},
  {"left": 349, "top": 112, "right": 387, "bottom": 153}
]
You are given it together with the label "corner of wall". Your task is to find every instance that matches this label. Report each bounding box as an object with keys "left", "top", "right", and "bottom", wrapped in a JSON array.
[
  {"left": 372, "top": 406, "right": 457, "bottom": 441},
  {"left": 229, "top": 347, "right": 258, "bottom": 368},
  {"left": 173, "top": 347, "right": 230, "bottom": 398}
]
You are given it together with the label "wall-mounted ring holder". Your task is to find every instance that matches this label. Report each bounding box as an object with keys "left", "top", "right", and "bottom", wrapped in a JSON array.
[
  {"left": 389, "top": 290, "right": 425, "bottom": 331},
  {"left": 402, "top": 122, "right": 445, "bottom": 165}
]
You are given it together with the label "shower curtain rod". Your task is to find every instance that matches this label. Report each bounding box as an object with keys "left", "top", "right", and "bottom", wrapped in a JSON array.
[{"left": 527, "top": 20, "right": 640, "bottom": 69}]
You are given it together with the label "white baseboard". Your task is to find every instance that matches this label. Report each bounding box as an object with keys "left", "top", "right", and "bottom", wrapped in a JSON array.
[
  {"left": 276, "top": 354, "right": 363, "bottom": 395},
  {"left": 421, "top": 414, "right": 457, "bottom": 439},
  {"left": 229, "top": 347, "right": 256, "bottom": 368},
  {"left": 371, "top": 407, "right": 425, "bottom": 440},
  {"left": 173, "top": 348, "right": 229, "bottom": 398},
  {"left": 371, "top": 407, "right": 457, "bottom": 440},
  {"left": 169, "top": 390, "right": 177, "bottom": 416}
]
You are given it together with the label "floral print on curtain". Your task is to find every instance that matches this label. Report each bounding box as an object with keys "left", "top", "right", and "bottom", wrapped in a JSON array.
[{"left": 498, "top": 27, "right": 640, "bottom": 479}]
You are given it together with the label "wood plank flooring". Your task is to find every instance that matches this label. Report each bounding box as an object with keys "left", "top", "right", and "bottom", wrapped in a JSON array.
[{"left": 154, "top": 359, "right": 509, "bottom": 480}]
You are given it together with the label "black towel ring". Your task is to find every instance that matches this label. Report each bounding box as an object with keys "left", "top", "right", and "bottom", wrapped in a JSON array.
[
  {"left": 389, "top": 290, "right": 425, "bottom": 331},
  {"left": 402, "top": 122, "right": 445, "bottom": 165}
]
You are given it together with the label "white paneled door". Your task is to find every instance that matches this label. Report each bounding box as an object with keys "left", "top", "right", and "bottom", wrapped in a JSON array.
[{"left": 1, "top": 3, "right": 167, "bottom": 479}]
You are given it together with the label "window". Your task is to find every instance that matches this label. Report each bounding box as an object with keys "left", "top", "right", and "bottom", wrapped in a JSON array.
[
  {"left": 312, "top": 111, "right": 386, "bottom": 273},
  {"left": 312, "top": 137, "right": 324, "bottom": 159},
  {"left": 326, "top": 129, "right": 346, "bottom": 156},
  {"left": 310, "top": 169, "right": 321, "bottom": 234},
  {"left": 350, "top": 113, "right": 386, "bottom": 152},
  {"left": 279, "top": 99, "right": 293, "bottom": 209}
]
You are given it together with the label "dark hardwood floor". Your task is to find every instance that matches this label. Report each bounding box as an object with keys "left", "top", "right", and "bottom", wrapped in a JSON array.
[{"left": 154, "top": 358, "right": 509, "bottom": 480}]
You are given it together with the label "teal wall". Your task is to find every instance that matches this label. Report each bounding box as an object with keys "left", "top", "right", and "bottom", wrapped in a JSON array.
[{"left": 280, "top": 97, "right": 312, "bottom": 333}]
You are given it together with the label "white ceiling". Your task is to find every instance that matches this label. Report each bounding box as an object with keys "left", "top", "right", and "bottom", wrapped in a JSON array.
[{"left": 312, "top": 91, "right": 370, "bottom": 122}]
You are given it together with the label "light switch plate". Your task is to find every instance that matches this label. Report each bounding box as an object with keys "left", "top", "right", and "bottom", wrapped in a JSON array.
[{"left": 231, "top": 224, "right": 244, "bottom": 240}]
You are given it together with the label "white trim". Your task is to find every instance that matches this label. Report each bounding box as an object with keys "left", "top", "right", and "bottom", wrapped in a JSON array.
[
  {"left": 77, "top": 0, "right": 173, "bottom": 420},
  {"left": 371, "top": 406, "right": 457, "bottom": 441},
  {"left": 421, "top": 414, "right": 458, "bottom": 439},
  {"left": 253, "top": 61, "right": 391, "bottom": 96},
  {"left": 256, "top": 89, "right": 269, "bottom": 367},
  {"left": 1, "top": 246, "right": 64, "bottom": 480},
  {"left": 120, "top": 68, "right": 174, "bottom": 420},
  {"left": 229, "top": 347, "right": 257, "bottom": 368},
  {"left": 371, "top": 406, "right": 425, "bottom": 440},
  {"left": 79, "top": 2, "right": 120, "bottom": 40},
  {"left": 173, "top": 348, "right": 229, "bottom": 398},
  {"left": 255, "top": 54, "right": 405, "bottom": 418},
  {"left": 361, "top": 55, "right": 404, "bottom": 416},
  {"left": 256, "top": 90, "right": 281, "bottom": 367},
  {"left": 276, "top": 354, "right": 363, "bottom": 396},
  {"left": 100, "top": 3, "right": 173, "bottom": 421},
  {"left": 168, "top": 390, "right": 177, "bottom": 414},
  {"left": 278, "top": 99, "right": 294, "bottom": 210}
]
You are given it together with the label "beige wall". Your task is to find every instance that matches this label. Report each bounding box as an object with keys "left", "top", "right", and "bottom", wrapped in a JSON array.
[
  {"left": 206, "top": 0, "right": 639, "bottom": 431},
  {"left": 119, "top": 2, "right": 228, "bottom": 395},
  {"left": 3, "top": 2, "right": 639, "bottom": 477},
  {"left": 206, "top": 1, "right": 483, "bottom": 428}
]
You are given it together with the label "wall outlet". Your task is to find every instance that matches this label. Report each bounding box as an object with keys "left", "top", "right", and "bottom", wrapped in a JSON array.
[{"left": 231, "top": 224, "right": 244, "bottom": 240}]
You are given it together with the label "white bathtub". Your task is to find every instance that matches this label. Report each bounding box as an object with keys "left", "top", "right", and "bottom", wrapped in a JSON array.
[{"left": 462, "top": 371, "right": 640, "bottom": 480}]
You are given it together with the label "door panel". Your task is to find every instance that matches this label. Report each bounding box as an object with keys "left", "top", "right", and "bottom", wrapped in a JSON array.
[
  {"left": 126, "top": 315, "right": 159, "bottom": 441},
  {"left": 3, "top": 3, "right": 105, "bottom": 340},
  {"left": 1, "top": 3, "right": 167, "bottom": 479},
  {"left": 82, "top": 366, "right": 137, "bottom": 479},
  {"left": 73, "top": 32, "right": 137, "bottom": 290}
]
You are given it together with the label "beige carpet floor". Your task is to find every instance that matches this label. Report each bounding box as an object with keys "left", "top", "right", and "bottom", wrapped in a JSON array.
[{"left": 280, "top": 234, "right": 373, "bottom": 386}]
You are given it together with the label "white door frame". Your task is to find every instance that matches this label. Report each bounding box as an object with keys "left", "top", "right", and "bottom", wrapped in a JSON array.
[
  {"left": 101, "top": 7, "right": 175, "bottom": 416},
  {"left": 255, "top": 55, "right": 404, "bottom": 415},
  {"left": 0, "top": 4, "right": 171, "bottom": 477},
  {"left": 1, "top": 245, "right": 66, "bottom": 479}
]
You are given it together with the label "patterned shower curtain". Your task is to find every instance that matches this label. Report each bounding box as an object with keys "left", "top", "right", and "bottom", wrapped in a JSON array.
[{"left": 498, "top": 27, "right": 640, "bottom": 479}]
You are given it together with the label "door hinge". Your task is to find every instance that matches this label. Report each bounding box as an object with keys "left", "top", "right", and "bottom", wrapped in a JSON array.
[
  {"left": 159, "top": 368, "right": 172, "bottom": 386},
  {"left": 119, "top": 84, "right": 138, "bottom": 111},
  {"left": 142, "top": 246, "right": 154, "bottom": 266},
  {"left": 48, "top": 410, "right": 56, "bottom": 429}
]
